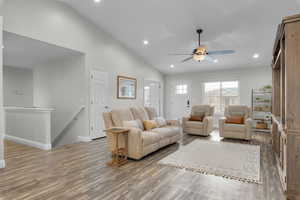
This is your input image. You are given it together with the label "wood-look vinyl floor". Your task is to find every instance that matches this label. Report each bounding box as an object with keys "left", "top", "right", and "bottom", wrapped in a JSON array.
[{"left": 0, "top": 131, "right": 285, "bottom": 200}]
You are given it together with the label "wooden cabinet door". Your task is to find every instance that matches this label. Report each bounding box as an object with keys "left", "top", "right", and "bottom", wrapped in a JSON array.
[{"left": 280, "top": 135, "right": 283, "bottom": 169}]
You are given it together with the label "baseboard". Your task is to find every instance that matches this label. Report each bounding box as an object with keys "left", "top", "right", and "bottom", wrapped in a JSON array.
[
  {"left": 0, "top": 160, "right": 5, "bottom": 168},
  {"left": 77, "top": 136, "right": 92, "bottom": 142},
  {"left": 4, "top": 135, "right": 52, "bottom": 150}
]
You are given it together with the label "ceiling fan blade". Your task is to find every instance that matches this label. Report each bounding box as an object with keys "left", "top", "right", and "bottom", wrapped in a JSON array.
[
  {"left": 181, "top": 56, "right": 193, "bottom": 63},
  {"left": 204, "top": 55, "right": 215, "bottom": 62},
  {"left": 207, "top": 50, "right": 235, "bottom": 55},
  {"left": 168, "top": 53, "right": 193, "bottom": 56}
]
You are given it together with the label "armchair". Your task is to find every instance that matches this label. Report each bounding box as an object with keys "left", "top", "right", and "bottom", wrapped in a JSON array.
[
  {"left": 182, "top": 105, "right": 214, "bottom": 136},
  {"left": 219, "top": 105, "right": 252, "bottom": 140}
]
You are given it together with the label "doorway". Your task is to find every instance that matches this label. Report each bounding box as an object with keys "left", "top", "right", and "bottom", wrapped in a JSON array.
[
  {"left": 2, "top": 31, "right": 86, "bottom": 149},
  {"left": 168, "top": 83, "right": 191, "bottom": 120},
  {"left": 144, "top": 80, "right": 162, "bottom": 116},
  {"left": 89, "top": 69, "right": 109, "bottom": 139}
]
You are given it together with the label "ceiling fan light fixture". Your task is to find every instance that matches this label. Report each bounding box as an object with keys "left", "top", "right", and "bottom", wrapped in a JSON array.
[
  {"left": 143, "top": 40, "right": 149, "bottom": 45},
  {"left": 168, "top": 28, "right": 235, "bottom": 64},
  {"left": 193, "top": 54, "right": 205, "bottom": 61},
  {"left": 253, "top": 53, "right": 259, "bottom": 59}
]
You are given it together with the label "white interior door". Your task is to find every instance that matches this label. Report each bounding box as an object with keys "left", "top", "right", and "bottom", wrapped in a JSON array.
[
  {"left": 90, "top": 70, "right": 109, "bottom": 139},
  {"left": 169, "top": 83, "right": 190, "bottom": 120},
  {"left": 144, "top": 80, "right": 161, "bottom": 116}
]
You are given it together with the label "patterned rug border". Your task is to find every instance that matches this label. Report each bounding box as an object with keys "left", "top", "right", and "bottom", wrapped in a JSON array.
[
  {"left": 159, "top": 162, "right": 262, "bottom": 184},
  {"left": 159, "top": 140, "right": 262, "bottom": 184}
]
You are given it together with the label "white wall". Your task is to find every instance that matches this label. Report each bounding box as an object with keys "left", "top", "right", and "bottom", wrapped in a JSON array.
[
  {"left": 33, "top": 55, "right": 85, "bottom": 145},
  {"left": 1, "top": 0, "right": 164, "bottom": 142},
  {"left": 5, "top": 107, "right": 52, "bottom": 150},
  {"left": 3, "top": 66, "right": 34, "bottom": 107},
  {"left": 165, "top": 67, "right": 272, "bottom": 119}
]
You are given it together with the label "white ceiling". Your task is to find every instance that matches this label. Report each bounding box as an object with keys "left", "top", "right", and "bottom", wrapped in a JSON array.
[
  {"left": 3, "top": 31, "right": 83, "bottom": 69},
  {"left": 62, "top": 0, "right": 299, "bottom": 74}
]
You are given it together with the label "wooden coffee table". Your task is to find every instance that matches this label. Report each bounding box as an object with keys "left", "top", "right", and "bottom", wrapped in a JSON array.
[{"left": 104, "top": 128, "right": 129, "bottom": 167}]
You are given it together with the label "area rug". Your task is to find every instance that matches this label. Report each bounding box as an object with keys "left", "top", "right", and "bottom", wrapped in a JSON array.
[{"left": 159, "top": 140, "right": 260, "bottom": 184}]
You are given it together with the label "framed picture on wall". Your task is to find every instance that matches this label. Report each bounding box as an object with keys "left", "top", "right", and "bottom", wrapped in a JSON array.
[{"left": 117, "top": 76, "right": 137, "bottom": 99}]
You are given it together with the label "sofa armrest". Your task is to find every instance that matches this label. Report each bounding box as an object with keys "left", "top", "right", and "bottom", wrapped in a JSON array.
[
  {"left": 245, "top": 118, "right": 253, "bottom": 140},
  {"left": 219, "top": 117, "right": 226, "bottom": 124},
  {"left": 181, "top": 117, "right": 189, "bottom": 128},
  {"left": 203, "top": 116, "right": 214, "bottom": 134},
  {"left": 127, "top": 128, "right": 143, "bottom": 159},
  {"left": 167, "top": 119, "right": 180, "bottom": 127},
  {"left": 105, "top": 127, "right": 143, "bottom": 159},
  {"left": 219, "top": 117, "right": 227, "bottom": 137}
]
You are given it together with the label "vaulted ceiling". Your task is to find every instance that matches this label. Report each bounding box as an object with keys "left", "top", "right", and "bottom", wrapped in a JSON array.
[{"left": 61, "top": 0, "right": 299, "bottom": 74}]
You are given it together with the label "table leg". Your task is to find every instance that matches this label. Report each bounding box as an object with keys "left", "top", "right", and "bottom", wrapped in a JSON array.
[{"left": 107, "top": 133, "right": 118, "bottom": 166}]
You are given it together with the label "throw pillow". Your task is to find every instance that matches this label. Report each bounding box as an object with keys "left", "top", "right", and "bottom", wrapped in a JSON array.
[
  {"left": 123, "top": 120, "right": 143, "bottom": 130},
  {"left": 189, "top": 115, "right": 204, "bottom": 122},
  {"left": 143, "top": 120, "right": 158, "bottom": 131},
  {"left": 225, "top": 116, "right": 244, "bottom": 124},
  {"left": 135, "top": 119, "right": 145, "bottom": 130},
  {"left": 155, "top": 117, "right": 167, "bottom": 127}
]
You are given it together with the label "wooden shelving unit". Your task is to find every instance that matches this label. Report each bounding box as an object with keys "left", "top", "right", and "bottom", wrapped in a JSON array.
[
  {"left": 251, "top": 89, "right": 272, "bottom": 133},
  {"left": 271, "top": 14, "right": 300, "bottom": 200}
]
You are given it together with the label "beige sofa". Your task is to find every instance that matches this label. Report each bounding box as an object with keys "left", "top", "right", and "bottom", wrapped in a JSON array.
[
  {"left": 103, "top": 107, "right": 181, "bottom": 160},
  {"left": 219, "top": 105, "right": 252, "bottom": 140},
  {"left": 182, "top": 105, "right": 214, "bottom": 136}
]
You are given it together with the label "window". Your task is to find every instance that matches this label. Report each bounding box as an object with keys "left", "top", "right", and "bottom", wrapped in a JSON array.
[
  {"left": 176, "top": 84, "right": 188, "bottom": 94},
  {"left": 204, "top": 81, "right": 239, "bottom": 112}
]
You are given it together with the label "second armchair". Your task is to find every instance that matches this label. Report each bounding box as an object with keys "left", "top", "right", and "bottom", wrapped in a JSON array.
[
  {"left": 219, "top": 105, "right": 252, "bottom": 140},
  {"left": 182, "top": 105, "right": 214, "bottom": 136}
]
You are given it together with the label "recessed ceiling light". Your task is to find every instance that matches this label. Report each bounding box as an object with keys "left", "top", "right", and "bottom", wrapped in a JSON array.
[
  {"left": 253, "top": 53, "right": 260, "bottom": 59},
  {"left": 143, "top": 40, "right": 149, "bottom": 45},
  {"left": 94, "top": 0, "right": 101, "bottom": 3},
  {"left": 213, "top": 59, "right": 219, "bottom": 63},
  {"left": 170, "top": 64, "right": 175, "bottom": 68}
]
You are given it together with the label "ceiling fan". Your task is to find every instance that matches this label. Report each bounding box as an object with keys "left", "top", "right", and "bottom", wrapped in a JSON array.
[{"left": 169, "top": 29, "right": 235, "bottom": 63}]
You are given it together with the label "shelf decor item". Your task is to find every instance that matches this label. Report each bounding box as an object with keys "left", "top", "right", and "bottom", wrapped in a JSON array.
[{"left": 251, "top": 88, "right": 272, "bottom": 133}]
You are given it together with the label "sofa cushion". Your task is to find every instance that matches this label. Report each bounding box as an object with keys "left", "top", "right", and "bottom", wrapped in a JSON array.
[
  {"left": 229, "top": 112, "right": 244, "bottom": 117},
  {"left": 123, "top": 120, "right": 143, "bottom": 130},
  {"left": 226, "top": 105, "right": 250, "bottom": 119},
  {"left": 191, "top": 105, "right": 210, "bottom": 116},
  {"left": 131, "top": 107, "right": 150, "bottom": 121},
  {"left": 164, "top": 126, "right": 180, "bottom": 132},
  {"left": 145, "top": 107, "right": 158, "bottom": 120},
  {"left": 224, "top": 124, "right": 245, "bottom": 132},
  {"left": 141, "top": 131, "right": 161, "bottom": 146},
  {"left": 185, "top": 121, "right": 204, "bottom": 129},
  {"left": 152, "top": 127, "right": 179, "bottom": 139},
  {"left": 111, "top": 108, "right": 134, "bottom": 127}
]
